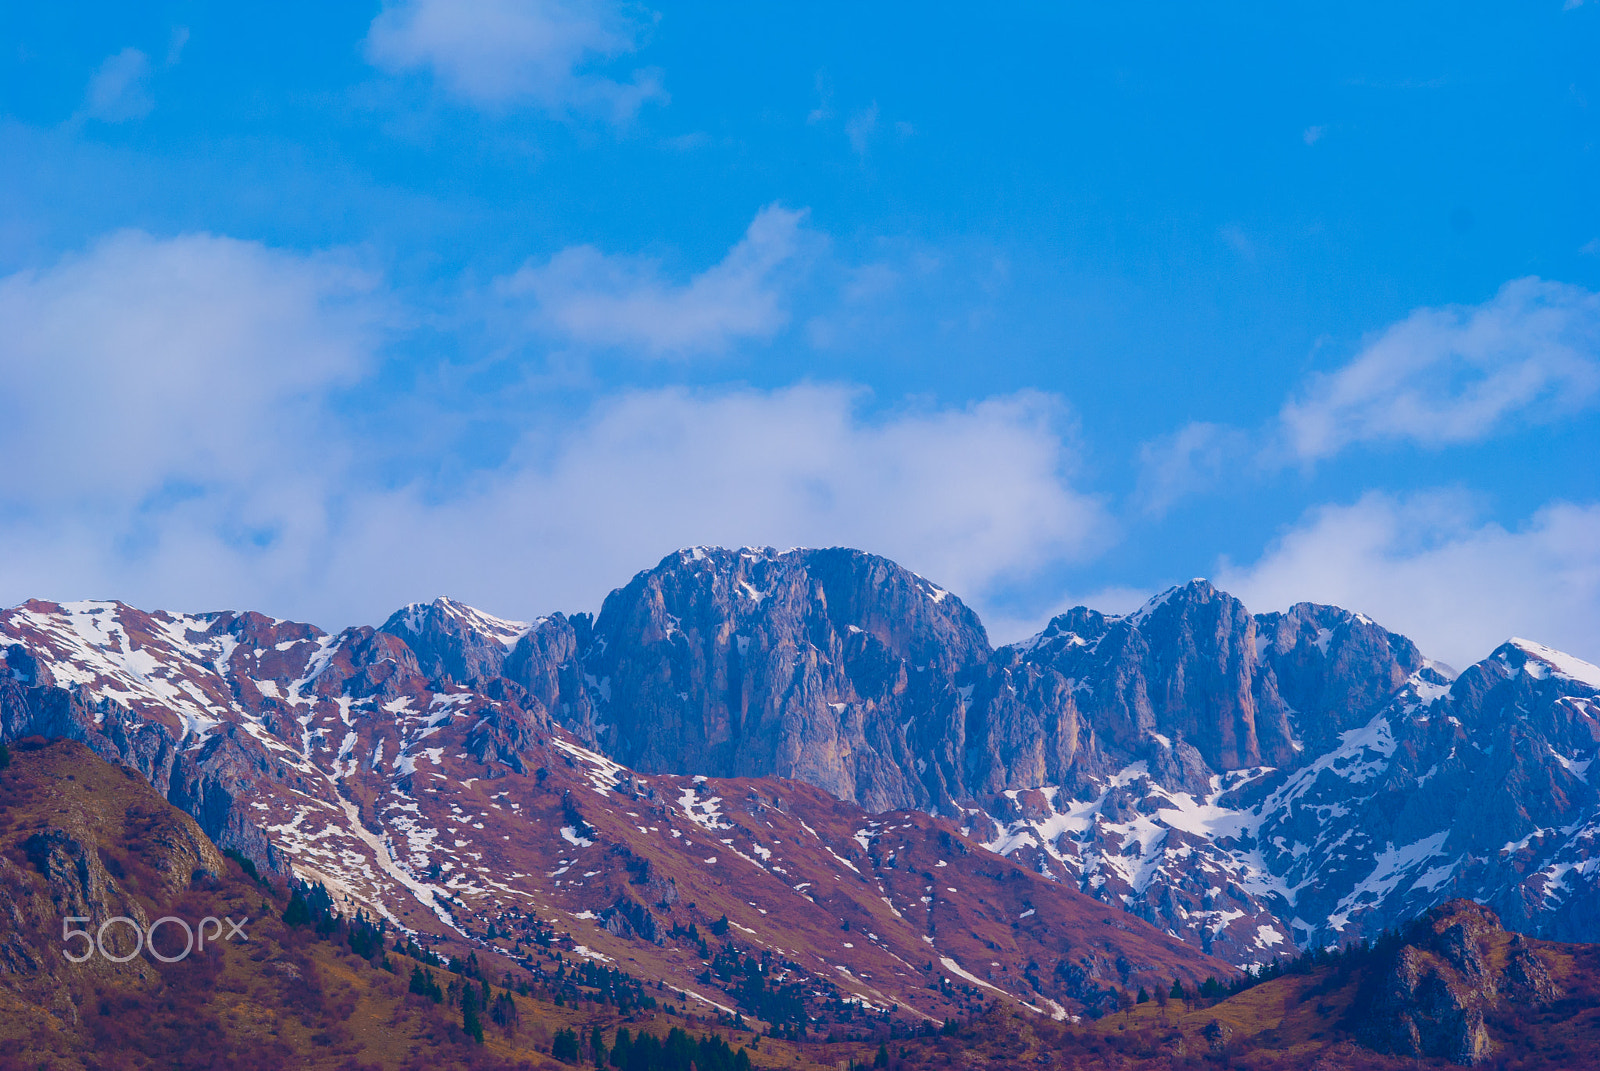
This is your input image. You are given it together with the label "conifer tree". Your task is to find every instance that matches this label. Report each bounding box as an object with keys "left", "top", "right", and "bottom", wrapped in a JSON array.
[{"left": 462, "top": 983, "right": 485, "bottom": 1044}]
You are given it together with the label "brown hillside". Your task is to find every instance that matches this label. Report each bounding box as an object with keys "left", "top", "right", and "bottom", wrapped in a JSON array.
[
  {"left": 0, "top": 739, "right": 814, "bottom": 1070},
  {"left": 866, "top": 899, "right": 1600, "bottom": 1070},
  {"left": 299, "top": 717, "right": 1235, "bottom": 1024}
]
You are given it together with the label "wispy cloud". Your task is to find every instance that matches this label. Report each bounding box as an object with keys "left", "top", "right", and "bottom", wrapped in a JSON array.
[
  {"left": 166, "top": 27, "right": 190, "bottom": 66},
  {"left": 499, "top": 203, "right": 813, "bottom": 356},
  {"left": 1135, "top": 422, "right": 1254, "bottom": 516},
  {"left": 1136, "top": 278, "right": 1600, "bottom": 512},
  {"left": 1280, "top": 277, "right": 1600, "bottom": 460},
  {"left": 846, "top": 102, "right": 878, "bottom": 157},
  {"left": 82, "top": 48, "right": 154, "bottom": 122},
  {"left": 806, "top": 70, "right": 834, "bottom": 124},
  {"left": 366, "top": 0, "right": 665, "bottom": 119}
]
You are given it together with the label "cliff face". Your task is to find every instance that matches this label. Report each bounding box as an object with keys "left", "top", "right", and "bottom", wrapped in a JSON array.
[
  {"left": 570, "top": 547, "right": 992, "bottom": 812},
  {"left": 1023, "top": 581, "right": 1294, "bottom": 772},
  {"left": 1360, "top": 900, "right": 1562, "bottom": 1065},
  {"left": 1255, "top": 601, "right": 1425, "bottom": 754}
]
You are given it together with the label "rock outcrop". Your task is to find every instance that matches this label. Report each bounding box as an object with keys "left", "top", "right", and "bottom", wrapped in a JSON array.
[
  {"left": 1361, "top": 900, "right": 1562, "bottom": 1065},
  {"left": 559, "top": 547, "right": 994, "bottom": 812}
]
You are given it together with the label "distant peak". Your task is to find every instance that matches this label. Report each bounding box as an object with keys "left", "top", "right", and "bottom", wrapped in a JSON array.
[
  {"left": 1125, "top": 578, "right": 1223, "bottom": 628},
  {"left": 1506, "top": 637, "right": 1600, "bottom": 690},
  {"left": 388, "top": 597, "right": 531, "bottom": 646}
]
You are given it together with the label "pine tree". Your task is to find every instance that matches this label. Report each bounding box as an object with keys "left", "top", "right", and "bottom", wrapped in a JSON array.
[
  {"left": 551, "top": 1027, "right": 580, "bottom": 1063},
  {"left": 610, "top": 1027, "right": 632, "bottom": 1068},
  {"left": 282, "top": 888, "right": 312, "bottom": 928},
  {"left": 462, "top": 982, "right": 485, "bottom": 1044},
  {"left": 408, "top": 966, "right": 444, "bottom": 1004}
]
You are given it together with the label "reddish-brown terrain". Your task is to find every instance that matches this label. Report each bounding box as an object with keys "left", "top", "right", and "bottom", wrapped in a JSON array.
[{"left": 7, "top": 739, "right": 1600, "bottom": 1070}]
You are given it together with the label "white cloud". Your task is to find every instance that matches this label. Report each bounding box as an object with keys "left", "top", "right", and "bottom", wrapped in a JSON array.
[
  {"left": 500, "top": 203, "right": 812, "bottom": 355},
  {"left": 1216, "top": 491, "right": 1600, "bottom": 668},
  {"left": 323, "top": 386, "right": 1109, "bottom": 629},
  {"left": 1280, "top": 277, "right": 1600, "bottom": 460},
  {"left": 0, "top": 383, "right": 1108, "bottom": 635},
  {"left": 1134, "top": 278, "right": 1600, "bottom": 512},
  {"left": 366, "top": 0, "right": 664, "bottom": 119},
  {"left": 0, "top": 230, "right": 378, "bottom": 509},
  {"left": 0, "top": 231, "right": 1107, "bottom": 636},
  {"left": 83, "top": 48, "right": 154, "bottom": 122},
  {"left": 0, "top": 231, "right": 384, "bottom": 618},
  {"left": 1302, "top": 125, "right": 1325, "bottom": 145}
]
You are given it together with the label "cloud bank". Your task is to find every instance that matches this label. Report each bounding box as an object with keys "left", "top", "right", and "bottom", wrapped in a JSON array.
[
  {"left": 0, "top": 230, "right": 1106, "bottom": 633},
  {"left": 1218, "top": 492, "right": 1600, "bottom": 668}
]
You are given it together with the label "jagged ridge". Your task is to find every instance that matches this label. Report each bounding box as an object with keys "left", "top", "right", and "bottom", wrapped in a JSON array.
[{"left": 2, "top": 547, "right": 1598, "bottom": 976}]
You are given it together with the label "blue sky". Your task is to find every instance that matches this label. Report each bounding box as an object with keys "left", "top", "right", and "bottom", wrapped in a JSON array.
[{"left": 1, "top": 1, "right": 1597, "bottom": 666}]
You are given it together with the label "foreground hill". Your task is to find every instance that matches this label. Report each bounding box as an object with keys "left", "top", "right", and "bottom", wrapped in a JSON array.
[
  {"left": 0, "top": 738, "right": 1039, "bottom": 1070},
  {"left": 845, "top": 900, "right": 1600, "bottom": 1069},
  {"left": 0, "top": 738, "right": 765, "bottom": 1070},
  {"left": 1, "top": 546, "right": 1597, "bottom": 973}
]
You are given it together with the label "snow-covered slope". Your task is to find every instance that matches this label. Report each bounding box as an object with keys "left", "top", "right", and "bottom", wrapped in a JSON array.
[{"left": 966, "top": 597, "right": 1600, "bottom": 963}]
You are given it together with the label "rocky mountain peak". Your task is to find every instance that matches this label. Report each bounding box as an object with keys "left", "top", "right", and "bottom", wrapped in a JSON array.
[
  {"left": 1254, "top": 600, "right": 1426, "bottom": 754},
  {"left": 1021, "top": 578, "right": 1291, "bottom": 773},
  {"left": 1011, "top": 606, "right": 1114, "bottom": 660},
  {"left": 1502, "top": 637, "right": 1600, "bottom": 693},
  {"left": 567, "top": 546, "right": 990, "bottom": 811},
  {"left": 379, "top": 596, "right": 532, "bottom": 685},
  {"left": 1125, "top": 577, "right": 1220, "bottom": 626}
]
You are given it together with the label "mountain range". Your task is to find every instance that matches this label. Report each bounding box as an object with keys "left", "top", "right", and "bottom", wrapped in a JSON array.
[{"left": 2, "top": 545, "right": 1597, "bottom": 1024}]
